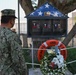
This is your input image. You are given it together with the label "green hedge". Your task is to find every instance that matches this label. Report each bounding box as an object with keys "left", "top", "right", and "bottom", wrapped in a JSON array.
[
  {"left": 23, "top": 48, "right": 39, "bottom": 68},
  {"left": 66, "top": 47, "right": 76, "bottom": 74}
]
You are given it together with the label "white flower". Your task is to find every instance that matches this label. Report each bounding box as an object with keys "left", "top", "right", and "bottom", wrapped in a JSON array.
[{"left": 40, "top": 52, "right": 67, "bottom": 75}]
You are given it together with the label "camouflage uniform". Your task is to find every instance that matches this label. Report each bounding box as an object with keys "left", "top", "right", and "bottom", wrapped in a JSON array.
[{"left": 0, "top": 27, "right": 27, "bottom": 75}]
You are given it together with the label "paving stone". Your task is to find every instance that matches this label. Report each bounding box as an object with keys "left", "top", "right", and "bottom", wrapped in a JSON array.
[
  {"left": 29, "top": 68, "right": 43, "bottom": 75},
  {"left": 29, "top": 68, "right": 73, "bottom": 75}
]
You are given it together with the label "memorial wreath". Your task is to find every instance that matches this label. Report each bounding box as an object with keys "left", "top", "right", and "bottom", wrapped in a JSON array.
[{"left": 40, "top": 49, "right": 67, "bottom": 75}]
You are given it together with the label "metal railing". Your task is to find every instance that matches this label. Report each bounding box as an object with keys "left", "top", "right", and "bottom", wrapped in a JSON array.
[{"left": 23, "top": 46, "right": 76, "bottom": 68}]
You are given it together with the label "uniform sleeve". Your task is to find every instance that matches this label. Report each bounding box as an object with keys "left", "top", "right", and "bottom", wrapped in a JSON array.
[{"left": 8, "top": 34, "right": 27, "bottom": 75}]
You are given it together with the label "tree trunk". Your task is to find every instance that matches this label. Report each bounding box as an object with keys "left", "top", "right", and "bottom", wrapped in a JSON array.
[
  {"left": 19, "top": 0, "right": 76, "bottom": 15},
  {"left": 62, "top": 23, "right": 76, "bottom": 46},
  {"left": 19, "top": 0, "right": 34, "bottom": 15}
]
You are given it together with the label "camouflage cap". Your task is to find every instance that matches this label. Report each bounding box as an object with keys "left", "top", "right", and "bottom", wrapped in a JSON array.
[{"left": 1, "top": 9, "right": 17, "bottom": 18}]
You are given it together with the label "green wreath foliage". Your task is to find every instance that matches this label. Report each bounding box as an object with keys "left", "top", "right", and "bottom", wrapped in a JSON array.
[{"left": 40, "top": 51, "right": 67, "bottom": 75}]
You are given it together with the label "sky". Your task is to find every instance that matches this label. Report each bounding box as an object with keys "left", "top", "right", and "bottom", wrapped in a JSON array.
[
  {"left": 0, "top": 0, "right": 26, "bottom": 22},
  {"left": 0, "top": 0, "right": 76, "bottom": 19}
]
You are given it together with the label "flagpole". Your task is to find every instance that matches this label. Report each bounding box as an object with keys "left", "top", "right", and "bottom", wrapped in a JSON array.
[{"left": 18, "top": 0, "right": 20, "bottom": 38}]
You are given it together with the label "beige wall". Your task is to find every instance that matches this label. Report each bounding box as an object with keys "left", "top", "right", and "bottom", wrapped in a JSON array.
[
  {"left": 68, "top": 18, "right": 72, "bottom": 33},
  {"left": 68, "top": 12, "right": 76, "bottom": 46},
  {"left": 0, "top": 11, "right": 1, "bottom": 25}
]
